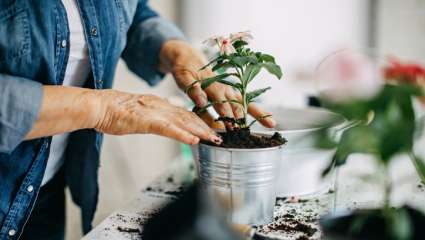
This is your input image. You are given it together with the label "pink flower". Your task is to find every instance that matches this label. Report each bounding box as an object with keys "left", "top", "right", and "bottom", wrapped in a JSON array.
[
  {"left": 230, "top": 30, "right": 254, "bottom": 43},
  {"left": 203, "top": 31, "right": 254, "bottom": 56},
  {"left": 219, "top": 37, "right": 236, "bottom": 55},
  {"left": 316, "top": 49, "right": 383, "bottom": 103},
  {"left": 202, "top": 35, "right": 221, "bottom": 47}
]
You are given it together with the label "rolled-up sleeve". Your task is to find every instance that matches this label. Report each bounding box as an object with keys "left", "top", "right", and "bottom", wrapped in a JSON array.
[
  {"left": 0, "top": 74, "right": 43, "bottom": 153},
  {"left": 122, "top": 0, "right": 185, "bottom": 86}
]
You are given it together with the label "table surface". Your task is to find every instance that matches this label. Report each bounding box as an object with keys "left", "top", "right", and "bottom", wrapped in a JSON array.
[{"left": 83, "top": 152, "right": 425, "bottom": 240}]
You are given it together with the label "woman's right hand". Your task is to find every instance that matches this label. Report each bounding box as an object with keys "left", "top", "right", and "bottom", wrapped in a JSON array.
[{"left": 93, "top": 90, "right": 222, "bottom": 145}]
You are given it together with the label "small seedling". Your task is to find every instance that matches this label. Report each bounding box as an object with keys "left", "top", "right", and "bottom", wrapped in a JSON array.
[{"left": 186, "top": 31, "right": 283, "bottom": 129}]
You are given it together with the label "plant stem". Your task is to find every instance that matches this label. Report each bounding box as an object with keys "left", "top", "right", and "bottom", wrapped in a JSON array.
[
  {"left": 241, "top": 89, "right": 248, "bottom": 128},
  {"left": 382, "top": 163, "right": 392, "bottom": 210},
  {"left": 238, "top": 66, "right": 248, "bottom": 128}
]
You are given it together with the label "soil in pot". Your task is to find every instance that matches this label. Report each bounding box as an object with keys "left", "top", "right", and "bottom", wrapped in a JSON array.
[
  {"left": 320, "top": 206, "right": 425, "bottom": 240},
  {"left": 203, "top": 128, "right": 286, "bottom": 149}
]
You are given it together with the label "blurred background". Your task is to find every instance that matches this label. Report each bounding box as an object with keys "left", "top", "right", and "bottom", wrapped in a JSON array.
[{"left": 67, "top": 0, "right": 425, "bottom": 238}]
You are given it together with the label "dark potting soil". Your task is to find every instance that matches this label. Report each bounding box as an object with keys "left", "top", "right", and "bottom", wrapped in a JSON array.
[
  {"left": 116, "top": 226, "right": 140, "bottom": 234},
  {"left": 261, "top": 212, "right": 318, "bottom": 238},
  {"left": 204, "top": 128, "right": 286, "bottom": 149},
  {"left": 268, "top": 221, "right": 318, "bottom": 237}
]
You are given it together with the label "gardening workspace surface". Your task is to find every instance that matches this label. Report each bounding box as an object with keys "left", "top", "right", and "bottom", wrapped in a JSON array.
[{"left": 83, "top": 152, "right": 425, "bottom": 240}]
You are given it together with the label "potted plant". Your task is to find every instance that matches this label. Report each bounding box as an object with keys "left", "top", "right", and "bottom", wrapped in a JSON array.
[
  {"left": 314, "top": 50, "right": 425, "bottom": 240},
  {"left": 187, "top": 31, "right": 286, "bottom": 225}
]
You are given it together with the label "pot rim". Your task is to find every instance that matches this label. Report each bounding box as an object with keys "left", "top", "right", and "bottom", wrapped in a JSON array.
[
  {"left": 252, "top": 107, "right": 349, "bottom": 134},
  {"left": 198, "top": 142, "right": 284, "bottom": 152}
]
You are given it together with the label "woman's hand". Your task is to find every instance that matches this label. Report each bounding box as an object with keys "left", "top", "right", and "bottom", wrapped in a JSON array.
[
  {"left": 94, "top": 90, "right": 222, "bottom": 145},
  {"left": 26, "top": 86, "right": 221, "bottom": 145},
  {"left": 159, "top": 40, "right": 276, "bottom": 128}
]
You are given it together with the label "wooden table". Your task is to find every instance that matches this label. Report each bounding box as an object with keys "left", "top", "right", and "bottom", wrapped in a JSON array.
[{"left": 83, "top": 150, "right": 425, "bottom": 240}]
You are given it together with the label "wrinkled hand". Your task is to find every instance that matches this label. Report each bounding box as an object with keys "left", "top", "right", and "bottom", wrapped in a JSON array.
[
  {"left": 159, "top": 40, "right": 276, "bottom": 128},
  {"left": 94, "top": 90, "right": 222, "bottom": 145}
]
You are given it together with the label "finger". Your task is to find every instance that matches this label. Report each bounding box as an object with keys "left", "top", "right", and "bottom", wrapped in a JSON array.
[
  {"left": 225, "top": 90, "right": 244, "bottom": 120},
  {"left": 174, "top": 68, "right": 209, "bottom": 108},
  {"left": 185, "top": 110, "right": 222, "bottom": 141},
  {"left": 207, "top": 86, "right": 235, "bottom": 129},
  {"left": 247, "top": 102, "right": 276, "bottom": 128},
  {"left": 197, "top": 111, "right": 226, "bottom": 130},
  {"left": 176, "top": 113, "right": 222, "bottom": 144},
  {"left": 151, "top": 121, "right": 200, "bottom": 145},
  {"left": 187, "top": 82, "right": 208, "bottom": 107}
]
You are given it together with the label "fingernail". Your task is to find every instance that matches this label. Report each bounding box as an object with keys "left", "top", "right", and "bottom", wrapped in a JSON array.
[
  {"left": 268, "top": 118, "right": 277, "bottom": 128},
  {"left": 210, "top": 135, "right": 222, "bottom": 144}
]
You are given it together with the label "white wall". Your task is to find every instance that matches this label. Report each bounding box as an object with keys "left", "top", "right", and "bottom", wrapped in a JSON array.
[
  {"left": 377, "top": 0, "right": 425, "bottom": 63},
  {"left": 181, "top": 0, "right": 369, "bottom": 107}
]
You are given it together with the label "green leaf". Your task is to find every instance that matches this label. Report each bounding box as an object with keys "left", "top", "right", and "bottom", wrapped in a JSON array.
[
  {"left": 217, "top": 79, "right": 243, "bottom": 90},
  {"left": 371, "top": 93, "right": 416, "bottom": 162},
  {"left": 314, "top": 128, "right": 338, "bottom": 150},
  {"left": 232, "top": 40, "right": 248, "bottom": 49},
  {"left": 212, "top": 62, "right": 234, "bottom": 73},
  {"left": 409, "top": 153, "right": 425, "bottom": 184},
  {"left": 231, "top": 56, "right": 249, "bottom": 68},
  {"left": 387, "top": 208, "right": 413, "bottom": 240},
  {"left": 242, "top": 64, "right": 262, "bottom": 83},
  {"left": 260, "top": 54, "right": 276, "bottom": 63},
  {"left": 246, "top": 87, "right": 271, "bottom": 102},
  {"left": 261, "top": 62, "right": 283, "bottom": 79},
  {"left": 332, "top": 125, "right": 379, "bottom": 169},
  {"left": 200, "top": 73, "right": 232, "bottom": 90}
]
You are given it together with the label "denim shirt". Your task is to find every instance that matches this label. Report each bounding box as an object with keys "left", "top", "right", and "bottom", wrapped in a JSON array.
[{"left": 0, "top": 0, "right": 184, "bottom": 238}]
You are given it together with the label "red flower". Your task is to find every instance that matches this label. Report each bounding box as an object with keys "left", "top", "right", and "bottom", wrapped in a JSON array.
[{"left": 383, "top": 57, "right": 425, "bottom": 84}]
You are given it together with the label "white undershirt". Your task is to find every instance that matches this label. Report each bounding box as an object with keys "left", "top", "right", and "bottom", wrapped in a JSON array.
[{"left": 41, "top": 0, "right": 91, "bottom": 186}]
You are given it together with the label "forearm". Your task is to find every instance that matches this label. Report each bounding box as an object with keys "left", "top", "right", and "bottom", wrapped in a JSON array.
[{"left": 25, "top": 86, "right": 100, "bottom": 140}]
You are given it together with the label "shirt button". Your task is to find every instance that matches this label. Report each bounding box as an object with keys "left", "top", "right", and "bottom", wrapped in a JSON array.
[
  {"left": 27, "top": 185, "right": 34, "bottom": 193},
  {"left": 90, "top": 27, "right": 98, "bottom": 36},
  {"left": 8, "top": 229, "right": 16, "bottom": 236},
  {"left": 61, "top": 39, "right": 67, "bottom": 48}
]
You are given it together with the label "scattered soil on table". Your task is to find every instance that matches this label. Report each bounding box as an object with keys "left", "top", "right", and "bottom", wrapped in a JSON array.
[
  {"left": 145, "top": 186, "right": 163, "bottom": 193},
  {"left": 203, "top": 128, "right": 286, "bottom": 149},
  {"left": 259, "top": 211, "right": 319, "bottom": 238},
  {"left": 166, "top": 176, "right": 174, "bottom": 183},
  {"left": 268, "top": 220, "right": 317, "bottom": 237},
  {"left": 164, "top": 186, "right": 185, "bottom": 198},
  {"left": 276, "top": 197, "right": 287, "bottom": 202},
  {"left": 117, "top": 226, "right": 140, "bottom": 234}
]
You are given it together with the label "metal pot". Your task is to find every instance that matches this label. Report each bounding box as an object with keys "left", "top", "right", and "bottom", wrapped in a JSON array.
[
  {"left": 252, "top": 107, "right": 348, "bottom": 197},
  {"left": 194, "top": 142, "right": 283, "bottom": 226}
]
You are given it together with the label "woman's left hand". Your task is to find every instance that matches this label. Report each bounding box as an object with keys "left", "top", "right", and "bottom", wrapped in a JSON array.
[{"left": 159, "top": 40, "right": 276, "bottom": 128}]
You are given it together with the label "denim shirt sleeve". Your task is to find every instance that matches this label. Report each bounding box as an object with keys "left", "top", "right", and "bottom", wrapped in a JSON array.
[
  {"left": 0, "top": 74, "right": 43, "bottom": 153},
  {"left": 122, "top": 0, "right": 185, "bottom": 86}
]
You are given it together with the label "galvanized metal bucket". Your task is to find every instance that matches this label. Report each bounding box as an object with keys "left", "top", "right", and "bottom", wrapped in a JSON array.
[{"left": 194, "top": 142, "right": 283, "bottom": 226}]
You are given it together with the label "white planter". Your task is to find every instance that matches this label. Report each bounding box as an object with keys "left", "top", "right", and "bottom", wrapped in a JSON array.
[{"left": 253, "top": 107, "right": 348, "bottom": 197}]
